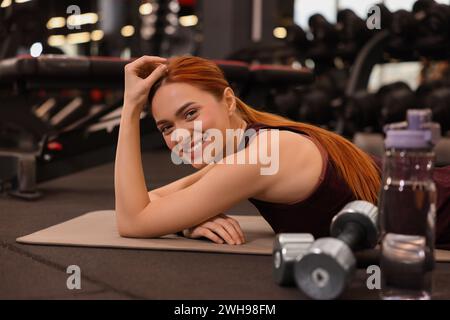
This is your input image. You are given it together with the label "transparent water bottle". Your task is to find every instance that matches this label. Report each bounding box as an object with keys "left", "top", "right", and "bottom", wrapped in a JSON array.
[{"left": 379, "top": 109, "right": 441, "bottom": 300}]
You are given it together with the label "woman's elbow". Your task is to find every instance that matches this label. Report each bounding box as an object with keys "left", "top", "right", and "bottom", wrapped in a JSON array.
[
  {"left": 116, "top": 222, "right": 136, "bottom": 238},
  {"left": 115, "top": 216, "right": 159, "bottom": 238},
  {"left": 115, "top": 213, "right": 139, "bottom": 238}
]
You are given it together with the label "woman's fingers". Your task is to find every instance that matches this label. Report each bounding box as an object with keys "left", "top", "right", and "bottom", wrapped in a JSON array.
[
  {"left": 122, "top": 55, "right": 168, "bottom": 112},
  {"left": 203, "top": 221, "right": 236, "bottom": 245},
  {"left": 128, "top": 55, "right": 167, "bottom": 70},
  {"left": 191, "top": 227, "right": 224, "bottom": 244},
  {"left": 218, "top": 214, "right": 245, "bottom": 243},
  {"left": 125, "top": 56, "right": 167, "bottom": 80},
  {"left": 144, "top": 64, "right": 168, "bottom": 87},
  {"left": 215, "top": 218, "right": 243, "bottom": 244},
  {"left": 186, "top": 215, "right": 246, "bottom": 246},
  {"left": 226, "top": 217, "right": 246, "bottom": 243}
]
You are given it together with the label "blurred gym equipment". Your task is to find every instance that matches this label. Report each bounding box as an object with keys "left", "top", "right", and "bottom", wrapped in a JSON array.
[{"left": 0, "top": 54, "right": 313, "bottom": 199}]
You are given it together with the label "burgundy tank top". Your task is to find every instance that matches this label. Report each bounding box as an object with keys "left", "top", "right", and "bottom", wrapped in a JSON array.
[{"left": 243, "top": 122, "right": 450, "bottom": 249}]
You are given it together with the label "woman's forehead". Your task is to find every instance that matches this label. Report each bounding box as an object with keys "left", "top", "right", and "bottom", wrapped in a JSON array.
[
  {"left": 152, "top": 83, "right": 218, "bottom": 117},
  {"left": 154, "top": 82, "right": 210, "bottom": 101}
]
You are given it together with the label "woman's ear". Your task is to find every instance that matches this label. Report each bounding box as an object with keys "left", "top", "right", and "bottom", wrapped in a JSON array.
[{"left": 223, "top": 87, "right": 236, "bottom": 116}]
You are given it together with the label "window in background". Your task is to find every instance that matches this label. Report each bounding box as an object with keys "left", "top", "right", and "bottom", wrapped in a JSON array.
[
  {"left": 383, "top": 0, "right": 415, "bottom": 11},
  {"left": 294, "top": 0, "right": 337, "bottom": 29},
  {"left": 338, "top": 0, "right": 378, "bottom": 18},
  {"left": 368, "top": 62, "right": 422, "bottom": 93}
]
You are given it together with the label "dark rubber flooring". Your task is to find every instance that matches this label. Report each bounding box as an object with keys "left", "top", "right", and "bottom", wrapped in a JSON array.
[{"left": 1, "top": 149, "right": 449, "bottom": 299}]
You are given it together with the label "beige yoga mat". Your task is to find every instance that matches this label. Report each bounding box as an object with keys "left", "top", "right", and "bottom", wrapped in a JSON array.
[
  {"left": 16, "top": 211, "right": 275, "bottom": 255},
  {"left": 16, "top": 210, "right": 450, "bottom": 261}
]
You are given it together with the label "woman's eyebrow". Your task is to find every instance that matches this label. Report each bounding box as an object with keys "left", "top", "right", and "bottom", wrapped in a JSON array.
[{"left": 156, "top": 102, "right": 196, "bottom": 126}]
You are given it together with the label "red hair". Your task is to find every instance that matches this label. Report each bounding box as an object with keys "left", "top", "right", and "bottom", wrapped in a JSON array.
[{"left": 148, "top": 56, "right": 381, "bottom": 204}]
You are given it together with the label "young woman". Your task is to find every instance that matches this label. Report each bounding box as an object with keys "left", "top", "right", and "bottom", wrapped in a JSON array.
[{"left": 114, "top": 55, "right": 450, "bottom": 249}]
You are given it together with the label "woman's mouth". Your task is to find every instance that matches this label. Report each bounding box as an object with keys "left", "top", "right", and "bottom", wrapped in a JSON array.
[
  {"left": 187, "top": 139, "right": 204, "bottom": 154},
  {"left": 182, "top": 131, "right": 210, "bottom": 156}
]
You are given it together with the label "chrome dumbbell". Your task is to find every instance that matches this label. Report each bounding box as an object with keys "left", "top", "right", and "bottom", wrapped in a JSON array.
[
  {"left": 273, "top": 233, "right": 315, "bottom": 286},
  {"left": 294, "top": 200, "right": 379, "bottom": 300}
]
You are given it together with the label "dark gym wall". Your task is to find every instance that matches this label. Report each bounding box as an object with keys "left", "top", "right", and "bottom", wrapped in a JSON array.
[
  {"left": 200, "top": 0, "right": 278, "bottom": 59},
  {"left": 259, "top": 0, "right": 279, "bottom": 45},
  {"left": 98, "top": 0, "right": 126, "bottom": 57}
]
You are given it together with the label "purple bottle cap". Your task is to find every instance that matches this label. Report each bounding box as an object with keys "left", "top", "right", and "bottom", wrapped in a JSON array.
[{"left": 384, "top": 109, "right": 441, "bottom": 149}]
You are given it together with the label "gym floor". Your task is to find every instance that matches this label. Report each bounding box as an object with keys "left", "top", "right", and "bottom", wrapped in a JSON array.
[{"left": 1, "top": 149, "right": 450, "bottom": 300}]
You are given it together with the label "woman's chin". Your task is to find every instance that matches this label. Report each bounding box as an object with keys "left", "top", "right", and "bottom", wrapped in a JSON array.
[
  {"left": 191, "top": 162, "right": 207, "bottom": 170},
  {"left": 190, "top": 153, "right": 218, "bottom": 169}
]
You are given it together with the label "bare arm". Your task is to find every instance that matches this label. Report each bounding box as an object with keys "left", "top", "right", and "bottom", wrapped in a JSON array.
[
  {"left": 117, "top": 140, "right": 274, "bottom": 238},
  {"left": 114, "top": 56, "right": 168, "bottom": 233},
  {"left": 148, "top": 163, "right": 216, "bottom": 200},
  {"left": 148, "top": 163, "right": 249, "bottom": 245}
]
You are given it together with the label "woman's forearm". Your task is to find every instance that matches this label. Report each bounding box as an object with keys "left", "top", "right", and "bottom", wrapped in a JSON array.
[{"left": 114, "top": 106, "right": 150, "bottom": 222}]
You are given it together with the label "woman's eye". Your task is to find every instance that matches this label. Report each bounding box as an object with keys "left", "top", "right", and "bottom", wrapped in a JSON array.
[
  {"left": 161, "top": 126, "right": 173, "bottom": 135},
  {"left": 185, "top": 109, "right": 198, "bottom": 120}
]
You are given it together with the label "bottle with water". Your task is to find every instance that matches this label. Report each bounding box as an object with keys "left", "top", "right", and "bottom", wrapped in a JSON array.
[{"left": 379, "top": 109, "right": 441, "bottom": 300}]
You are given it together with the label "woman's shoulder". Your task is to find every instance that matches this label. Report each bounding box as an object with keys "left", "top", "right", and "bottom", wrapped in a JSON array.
[
  {"left": 240, "top": 127, "right": 325, "bottom": 204},
  {"left": 245, "top": 124, "right": 324, "bottom": 162}
]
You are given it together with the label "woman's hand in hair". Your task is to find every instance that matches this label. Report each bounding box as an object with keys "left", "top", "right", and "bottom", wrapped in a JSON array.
[
  {"left": 123, "top": 55, "right": 168, "bottom": 114},
  {"left": 182, "top": 214, "right": 246, "bottom": 245}
]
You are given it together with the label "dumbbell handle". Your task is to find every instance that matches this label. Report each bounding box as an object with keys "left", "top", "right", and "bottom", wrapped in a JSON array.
[{"left": 336, "top": 221, "right": 366, "bottom": 251}]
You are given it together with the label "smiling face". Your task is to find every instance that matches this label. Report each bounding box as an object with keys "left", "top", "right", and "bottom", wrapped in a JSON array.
[{"left": 151, "top": 82, "right": 241, "bottom": 169}]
